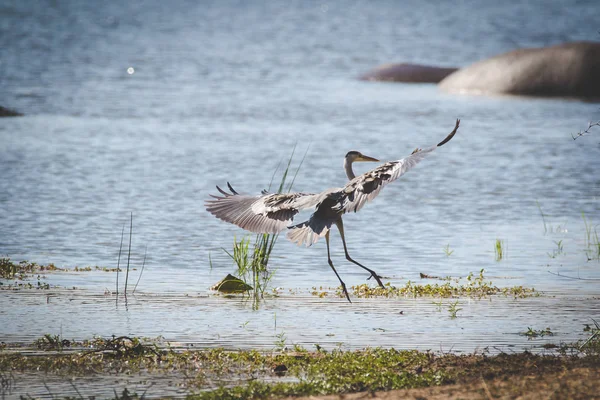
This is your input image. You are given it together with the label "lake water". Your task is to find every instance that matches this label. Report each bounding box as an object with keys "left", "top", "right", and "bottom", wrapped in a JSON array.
[{"left": 1, "top": 0, "right": 600, "bottom": 362}]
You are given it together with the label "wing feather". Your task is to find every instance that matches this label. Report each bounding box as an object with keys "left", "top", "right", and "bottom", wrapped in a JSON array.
[
  {"left": 341, "top": 119, "right": 459, "bottom": 213},
  {"left": 205, "top": 183, "right": 320, "bottom": 234}
]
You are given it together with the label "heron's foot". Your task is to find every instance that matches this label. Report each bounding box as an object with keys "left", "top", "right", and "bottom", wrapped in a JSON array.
[
  {"left": 366, "top": 272, "right": 385, "bottom": 288},
  {"left": 339, "top": 282, "right": 352, "bottom": 303}
]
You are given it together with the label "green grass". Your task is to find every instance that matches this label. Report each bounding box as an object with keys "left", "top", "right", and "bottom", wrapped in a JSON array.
[
  {"left": 442, "top": 244, "right": 454, "bottom": 257},
  {"left": 582, "top": 212, "right": 600, "bottom": 261},
  {"left": 547, "top": 240, "right": 564, "bottom": 258},
  {"left": 495, "top": 239, "right": 504, "bottom": 261},
  {"left": 447, "top": 300, "right": 462, "bottom": 319}
]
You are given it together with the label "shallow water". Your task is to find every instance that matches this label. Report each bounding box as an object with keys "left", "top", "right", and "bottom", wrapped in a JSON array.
[{"left": 1, "top": 0, "right": 600, "bottom": 381}]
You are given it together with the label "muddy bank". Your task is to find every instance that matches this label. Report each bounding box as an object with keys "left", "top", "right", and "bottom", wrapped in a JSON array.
[{"left": 1, "top": 333, "right": 599, "bottom": 399}]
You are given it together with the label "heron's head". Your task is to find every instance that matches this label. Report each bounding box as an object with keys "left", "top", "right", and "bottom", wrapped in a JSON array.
[{"left": 345, "top": 151, "right": 379, "bottom": 163}]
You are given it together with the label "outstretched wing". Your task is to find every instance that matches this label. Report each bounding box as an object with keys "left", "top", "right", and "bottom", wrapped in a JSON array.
[
  {"left": 205, "top": 183, "right": 321, "bottom": 234},
  {"left": 340, "top": 119, "right": 460, "bottom": 213}
]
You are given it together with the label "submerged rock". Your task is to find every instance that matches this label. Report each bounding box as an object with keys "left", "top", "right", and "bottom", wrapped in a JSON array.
[
  {"left": 0, "top": 106, "right": 23, "bottom": 117},
  {"left": 359, "top": 63, "right": 458, "bottom": 83},
  {"left": 211, "top": 273, "right": 253, "bottom": 293}
]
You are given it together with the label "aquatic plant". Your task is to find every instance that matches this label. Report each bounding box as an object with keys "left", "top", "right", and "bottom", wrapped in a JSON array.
[
  {"left": 536, "top": 200, "right": 548, "bottom": 234},
  {"left": 547, "top": 240, "right": 564, "bottom": 258},
  {"left": 443, "top": 244, "right": 454, "bottom": 257},
  {"left": 582, "top": 212, "right": 600, "bottom": 261},
  {"left": 0, "top": 258, "right": 61, "bottom": 280},
  {"left": 495, "top": 239, "right": 504, "bottom": 261},
  {"left": 447, "top": 300, "right": 462, "bottom": 319},
  {"left": 113, "top": 213, "right": 148, "bottom": 300},
  {"left": 521, "top": 327, "right": 554, "bottom": 339},
  {"left": 274, "top": 332, "right": 287, "bottom": 350}
]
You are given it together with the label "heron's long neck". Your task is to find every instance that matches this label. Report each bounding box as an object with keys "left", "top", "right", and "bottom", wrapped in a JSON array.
[{"left": 344, "top": 158, "right": 355, "bottom": 180}]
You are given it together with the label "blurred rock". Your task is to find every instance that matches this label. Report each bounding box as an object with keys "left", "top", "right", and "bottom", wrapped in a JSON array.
[
  {"left": 439, "top": 41, "right": 600, "bottom": 99},
  {"left": 359, "top": 63, "right": 457, "bottom": 83},
  {"left": 0, "top": 106, "right": 23, "bottom": 117}
]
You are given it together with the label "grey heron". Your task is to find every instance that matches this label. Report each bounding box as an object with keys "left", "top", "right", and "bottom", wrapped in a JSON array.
[{"left": 206, "top": 119, "right": 460, "bottom": 302}]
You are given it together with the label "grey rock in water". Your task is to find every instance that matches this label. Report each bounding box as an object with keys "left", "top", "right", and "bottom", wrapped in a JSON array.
[
  {"left": 439, "top": 41, "right": 600, "bottom": 99},
  {"left": 0, "top": 106, "right": 23, "bottom": 117},
  {"left": 359, "top": 63, "right": 458, "bottom": 83}
]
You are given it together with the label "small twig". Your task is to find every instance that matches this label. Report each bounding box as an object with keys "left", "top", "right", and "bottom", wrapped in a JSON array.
[
  {"left": 547, "top": 271, "right": 600, "bottom": 281},
  {"left": 572, "top": 121, "right": 600, "bottom": 140},
  {"left": 125, "top": 212, "right": 133, "bottom": 296},
  {"left": 116, "top": 224, "right": 125, "bottom": 303},
  {"left": 132, "top": 244, "right": 148, "bottom": 294}
]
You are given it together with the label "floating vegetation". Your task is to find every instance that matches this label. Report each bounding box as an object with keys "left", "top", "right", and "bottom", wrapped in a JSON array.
[
  {"left": 345, "top": 270, "right": 537, "bottom": 299},
  {"left": 0, "top": 257, "right": 125, "bottom": 291},
  {"left": 0, "top": 258, "right": 62, "bottom": 280},
  {"left": 521, "top": 327, "right": 554, "bottom": 339}
]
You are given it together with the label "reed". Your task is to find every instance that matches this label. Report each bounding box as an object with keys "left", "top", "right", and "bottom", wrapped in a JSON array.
[
  {"left": 115, "top": 225, "right": 125, "bottom": 302},
  {"left": 495, "top": 239, "right": 504, "bottom": 261},
  {"left": 582, "top": 212, "right": 600, "bottom": 261},
  {"left": 124, "top": 212, "right": 133, "bottom": 296},
  {"left": 536, "top": 200, "right": 547, "bottom": 234}
]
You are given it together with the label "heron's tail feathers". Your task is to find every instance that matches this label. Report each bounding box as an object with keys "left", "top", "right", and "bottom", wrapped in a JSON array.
[{"left": 286, "top": 220, "right": 331, "bottom": 247}]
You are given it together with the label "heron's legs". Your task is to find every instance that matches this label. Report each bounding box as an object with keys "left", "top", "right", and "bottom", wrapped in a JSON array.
[
  {"left": 335, "top": 219, "right": 385, "bottom": 288},
  {"left": 325, "top": 231, "right": 351, "bottom": 303}
]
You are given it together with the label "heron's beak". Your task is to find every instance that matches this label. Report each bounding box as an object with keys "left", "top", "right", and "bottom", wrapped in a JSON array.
[{"left": 357, "top": 154, "right": 379, "bottom": 162}]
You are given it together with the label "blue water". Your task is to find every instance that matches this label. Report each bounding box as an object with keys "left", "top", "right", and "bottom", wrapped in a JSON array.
[{"left": 1, "top": 0, "right": 600, "bottom": 354}]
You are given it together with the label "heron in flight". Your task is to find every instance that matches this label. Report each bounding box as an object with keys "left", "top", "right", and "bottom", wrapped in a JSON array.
[{"left": 206, "top": 119, "right": 460, "bottom": 302}]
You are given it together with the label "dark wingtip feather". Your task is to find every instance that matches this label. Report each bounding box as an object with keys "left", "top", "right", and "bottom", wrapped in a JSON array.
[
  {"left": 216, "top": 185, "right": 229, "bottom": 196},
  {"left": 227, "top": 182, "right": 239, "bottom": 195},
  {"left": 437, "top": 118, "right": 460, "bottom": 147}
]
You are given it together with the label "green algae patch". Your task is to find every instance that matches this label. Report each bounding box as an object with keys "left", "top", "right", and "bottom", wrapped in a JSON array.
[
  {"left": 0, "top": 257, "right": 64, "bottom": 279},
  {"left": 345, "top": 270, "right": 537, "bottom": 299}
]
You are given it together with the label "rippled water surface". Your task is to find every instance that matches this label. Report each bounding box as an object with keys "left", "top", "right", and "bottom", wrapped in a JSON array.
[{"left": 1, "top": 0, "right": 600, "bottom": 378}]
